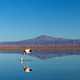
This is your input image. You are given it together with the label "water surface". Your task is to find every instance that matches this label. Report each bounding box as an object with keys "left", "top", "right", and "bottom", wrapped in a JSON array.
[{"left": 0, "top": 52, "right": 80, "bottom": 80}]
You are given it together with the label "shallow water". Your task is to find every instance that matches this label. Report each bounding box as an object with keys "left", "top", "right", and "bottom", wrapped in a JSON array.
[{"left": 0, "top": 52, "right": 80, "bottom": 80}]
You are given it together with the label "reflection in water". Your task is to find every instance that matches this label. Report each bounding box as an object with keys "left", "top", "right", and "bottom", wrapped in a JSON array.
[
  {"left": 1, "top": 50, "right": 80, "bottom": 60},
  {"left": 24, "top": 66, "right": 32, "bottom": 72},
  {"left": 20, "top": 56, "right": 32, "bottom": 73},
  {"left": 0, "top": 51, "right": 80, "bottom": 80},
  {"left": 19, "top": 51, "right": 80, "bottom": 73},
  {"left": 28, "top": 51, "right": 80, "bottom": 60}
]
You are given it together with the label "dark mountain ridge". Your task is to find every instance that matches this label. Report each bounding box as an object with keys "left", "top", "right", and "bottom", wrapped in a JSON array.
[{"left": 0, "top": 35, "right": 80, "bottom": 45}]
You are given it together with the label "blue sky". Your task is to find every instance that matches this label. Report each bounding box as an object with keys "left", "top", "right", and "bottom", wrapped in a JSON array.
[{"left": 0, "top": 0, "right": 80, "bottom": 41}]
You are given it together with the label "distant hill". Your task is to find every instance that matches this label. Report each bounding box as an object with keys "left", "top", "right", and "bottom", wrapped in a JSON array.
[{"left": 0, "top": 35, "right": 80, "bottom": 45}]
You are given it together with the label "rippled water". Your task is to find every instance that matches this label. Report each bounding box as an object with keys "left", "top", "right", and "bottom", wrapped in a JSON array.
[{"left": 0, "top": 52, "right": 80, "bottom": 80}]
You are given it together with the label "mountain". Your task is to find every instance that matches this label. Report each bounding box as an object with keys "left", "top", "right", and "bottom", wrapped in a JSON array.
[
  {"left": 16, "top": 35, "right": 65, "bottom": 45},
  {"left": 13, "top": 35, "right": 80, "bottom": 45},
  {"left": 0, "top": 35, "right": 80, "bottom": 45}
]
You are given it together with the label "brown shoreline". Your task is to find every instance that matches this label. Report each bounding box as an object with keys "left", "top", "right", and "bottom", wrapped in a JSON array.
[{"left": 0, "top": 44, "right": 80, "bottom": 53}]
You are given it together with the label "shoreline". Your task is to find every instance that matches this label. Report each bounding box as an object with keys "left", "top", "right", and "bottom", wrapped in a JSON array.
[{"left": 0, "top": 45, "right": 80, "bottom": 53}]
